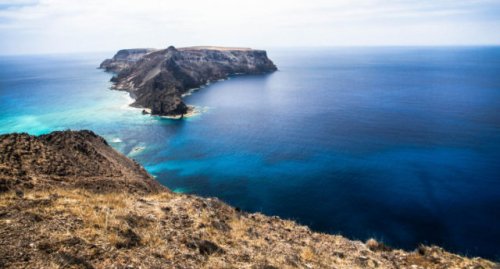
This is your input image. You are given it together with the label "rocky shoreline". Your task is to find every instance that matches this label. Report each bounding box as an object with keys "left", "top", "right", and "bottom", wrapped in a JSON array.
[
  {"left": 0, "top": 130, "right": 497, "bottom": 268},
  {"left": 100, "top": 46, "right": 277, "bottom": 117}
]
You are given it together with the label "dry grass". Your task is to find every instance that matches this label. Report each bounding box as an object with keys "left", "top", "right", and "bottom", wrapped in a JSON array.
[
  {"left": 0, "top": 188, "right": 497, "bottom": 269},
  {"left": 229, "top": 215, "right": 248, "bottom": 239},
  {"left": 301, "top": 247, "right": 317, "bottom": 262},
  {"left": 0, "top": 191, "right": 16, "bottom": 207}
]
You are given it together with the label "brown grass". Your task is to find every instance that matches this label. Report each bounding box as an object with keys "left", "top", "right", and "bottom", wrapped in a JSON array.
[{"left": 0, "top": 188, "right": 496, "bottom": 269}]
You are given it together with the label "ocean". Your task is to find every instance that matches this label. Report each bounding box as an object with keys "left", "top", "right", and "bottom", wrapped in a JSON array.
[{"left": 1, "top": 47, "right": 499, "bottom": 259}]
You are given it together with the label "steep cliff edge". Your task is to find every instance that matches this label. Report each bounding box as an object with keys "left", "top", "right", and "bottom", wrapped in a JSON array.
[
  {"left": 100, "top": 46, "right": 277, "bottom": 116},
  {"left": 0, "top": 131, "right": 496, "bottom": 268}
]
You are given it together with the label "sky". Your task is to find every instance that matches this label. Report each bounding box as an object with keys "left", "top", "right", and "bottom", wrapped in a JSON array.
[{"left": 0, "top": 0, "right": 499, "bottom": 55}]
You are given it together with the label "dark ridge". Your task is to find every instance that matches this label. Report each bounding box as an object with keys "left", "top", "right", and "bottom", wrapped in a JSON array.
[{"left": 0, "top": 130, "right": 165, "bottom": 194}]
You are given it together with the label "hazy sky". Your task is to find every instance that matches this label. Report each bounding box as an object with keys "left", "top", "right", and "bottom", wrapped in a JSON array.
[{"left": 1, "top": 0, "right": 499, "bottom": 54}]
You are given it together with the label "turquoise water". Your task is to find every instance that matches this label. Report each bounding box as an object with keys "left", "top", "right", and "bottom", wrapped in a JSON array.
[{"left": 1, "top": 48, "right": 499, "bottom": 259}]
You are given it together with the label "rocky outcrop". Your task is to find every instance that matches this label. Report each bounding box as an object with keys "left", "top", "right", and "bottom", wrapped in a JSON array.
[
  {"left": 0, "top": 130, "right": 164, "bottom": 194},
  {"left": 99, "top": 48, "right": 155, "bottom": 73},
  {"left": 0, "top": 130, "right": 496, "bottom": 268},
  {"left": 100, "top": 46, "right": 277, "bottom": 116}
]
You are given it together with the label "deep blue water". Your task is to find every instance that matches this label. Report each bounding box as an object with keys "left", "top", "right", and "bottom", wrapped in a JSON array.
[{"left": 1, "top": 47, "right": 499, "bottom": 260}]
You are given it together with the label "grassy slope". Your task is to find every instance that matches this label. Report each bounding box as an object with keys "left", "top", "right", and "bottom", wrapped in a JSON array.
[{"left": 0, "top": 188, "right": 496, "bottom": 268}]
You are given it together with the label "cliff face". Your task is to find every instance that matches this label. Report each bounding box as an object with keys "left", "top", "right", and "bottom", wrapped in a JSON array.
[
  {"left": 99, "top": 48, "right": 155, "bottom": 73},
  {"left": 100, "top": 46, "right": 277, "bottom": 116},
  {"left": 0, "top": 130, "right": 496, "bottom": 268}
]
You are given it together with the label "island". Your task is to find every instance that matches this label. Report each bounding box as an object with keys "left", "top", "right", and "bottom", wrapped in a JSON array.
[
  {"left": 100, "top": 46, "right": 277, "bottom": 117},
  {"left": 0, "top": 130, "right": 495, "bottom": 268}
]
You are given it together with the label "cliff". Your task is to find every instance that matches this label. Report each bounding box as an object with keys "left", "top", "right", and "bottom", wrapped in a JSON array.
[
  {"left": 0, "top": 131, "right": 496, "bottom": 268},
  {"left": 99, "top": 48, "right": 156, "bottom": 73},
  {"left": 100, "top": 46, "right": 277, "bottom": 116}
]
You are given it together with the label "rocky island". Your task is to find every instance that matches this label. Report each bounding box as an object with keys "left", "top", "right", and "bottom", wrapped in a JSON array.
[
  {"left": 100, "top": 46, "right": 277, "bottom": 117},
  {"left": 0, "top": 130, "right": 496, "bottom": 268}
]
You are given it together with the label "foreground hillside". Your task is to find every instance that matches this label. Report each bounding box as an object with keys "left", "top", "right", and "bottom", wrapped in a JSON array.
[{"left": 0, "top": 131, "right": 496, "bottom": 268}]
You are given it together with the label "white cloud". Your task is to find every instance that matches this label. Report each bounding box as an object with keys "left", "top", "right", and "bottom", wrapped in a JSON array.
[{"left": 0, "top": 0, "right": 499, "bottom": 54}]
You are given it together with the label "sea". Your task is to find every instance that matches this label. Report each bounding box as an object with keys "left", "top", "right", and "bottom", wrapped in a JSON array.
[{"left": 1, "top": 47, "right": 499, "bottom": 260}]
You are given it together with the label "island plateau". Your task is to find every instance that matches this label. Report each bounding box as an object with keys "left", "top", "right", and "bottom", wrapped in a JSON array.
[{"left": 100, "top": 46, "right": 277, "bottom": 116}]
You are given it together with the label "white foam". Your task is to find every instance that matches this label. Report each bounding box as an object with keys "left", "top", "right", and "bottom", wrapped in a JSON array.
[
  {"left": 128, "top": 145, "right": 146, "bottom": 156},
  {"left": 158, "top": 105, "right": 209, "bottom": 120}
]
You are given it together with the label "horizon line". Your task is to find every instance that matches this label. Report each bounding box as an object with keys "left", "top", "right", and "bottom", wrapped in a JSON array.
[{"left": 1, "top": 44, "right": 500, "bottom": 57}]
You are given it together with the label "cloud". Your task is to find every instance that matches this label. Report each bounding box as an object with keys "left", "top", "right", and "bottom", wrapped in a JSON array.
[{"left": 0, "top": 0, "right": 499, "bottom": 54}]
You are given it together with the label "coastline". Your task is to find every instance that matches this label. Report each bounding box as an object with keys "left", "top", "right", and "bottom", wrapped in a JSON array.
[
  {"left": 112, "top": 79, "right": 204, "bottom": 119},
  {"left": 159, "top": 105, "right": 199, "bottom": 119},
  {"left": 140, "top": 105, "right": 203, "bottom": 119}
]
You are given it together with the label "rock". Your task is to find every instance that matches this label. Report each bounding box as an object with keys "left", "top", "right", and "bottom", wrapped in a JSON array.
[
  {"left": 356, "top": 255, "right": 369, "bottom": 266},
  {"left": 211, "top": 220, "right": 231, "bottom": 232},
  {"left": 187, "top": 239, "right": 224, "bottom": 256},
  {"left": 99, "top": 48, "right": 155, "bottom": 72},
  {"left": 100, "top": 46, "right": 277, "bottom": 116},
  {"left": 198, "top": 240, "right": 223, "bottom": 255},
  {"left": 15, "top": 189, "right": 24, "bottom": 198},
  {"left": 116, "top": 229, "right": 142, "bottom": 249},
  {"left": 356, "top": 255, "right": 379, "bottom": 268},
  {"left": 333, "top": 251, "right": 345, "bottom": 259}
]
